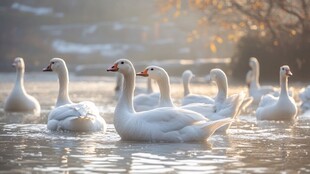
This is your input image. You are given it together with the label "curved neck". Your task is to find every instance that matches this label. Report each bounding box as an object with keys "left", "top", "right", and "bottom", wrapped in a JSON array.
[
  {"left": 147, "top": 78, "right": 153, "bottom": 94},
  {"left": 56, "top": 68, "right": 72, "bottom": 107},
  {"left": 156, "top": 75, "right": 174, "bottom": 107},
  {"left": 183, "top": 76, "right": 191, "bottom": 96},
  {"left": 214, "top": 75, "right": 228, "bottom": 103},
  {"left": 252, "top": 62, "right": 260, "bottom": 88},
  {"left": 14, "top": 67, "right": 26, "bottom": 92},
  {"left": 279, "top": 75, "right": 289, "bottom": 98},
  {"left": 249, "top": 77, "right": 258, "bottom": 90},
  {"left": 117, "top": 71, "right": 135, "bottom": 114}
]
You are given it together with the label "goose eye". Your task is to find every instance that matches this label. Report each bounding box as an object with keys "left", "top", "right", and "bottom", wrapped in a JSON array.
[
  {"left": 121, "top": 61, "right": 124, "bottom": 64},
  {"left": 282, "top": 67, "right": 284, "bottom": 70},
  {"left": 51, "top": 62, "right": 55, "bottom": 64},
  {"left": 150, "top": 68, "right": 154, "bottom": 71}
]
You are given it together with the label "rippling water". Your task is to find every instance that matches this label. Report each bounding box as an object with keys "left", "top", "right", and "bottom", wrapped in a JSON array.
[{"left": 1, "top": 73, "right": 310, "bottom": 173}]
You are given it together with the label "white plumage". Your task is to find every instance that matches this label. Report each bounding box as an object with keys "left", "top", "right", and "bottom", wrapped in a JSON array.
[
  {"left": 4, "top": 57, "right": 41, "bottom": 115},
  {"left": 137, "top": 66, "right": 242, "bottom": 132},
  {"left": 106, "top": 59, "right": 231, "bottom": 142},
  {"left": 43, "top": 58, "right": 106, "bottom": 132},
  {"left": 256, "top": 65, "right": 297, "bottom": 120}
]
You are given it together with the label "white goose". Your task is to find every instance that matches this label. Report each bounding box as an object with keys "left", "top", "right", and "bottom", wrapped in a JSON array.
[
  {"left": 4, "top": 57, "right": 41, "bottom": 114},
  {"left": 43, "top": 58, "right": 106, "bottom": 132},
  {"left": 181, "top": 70, "right": 214, "bottom": 106},
  {"left": 106, "top": 59, "right": 231, "bottom": 142},
  {"left": 137, "top": 66, "right": 243, "bottom": 132},
  {"left": 256, "top": 65, "right": 297, "bottom": 120},
  {"left": 248, "top": 57, "right": 277, "bottom": 105}
]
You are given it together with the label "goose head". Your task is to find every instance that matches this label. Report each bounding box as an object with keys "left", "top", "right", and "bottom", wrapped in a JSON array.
[
  {"left": 136, "top": 66, "right": 167, "bottom": 81},
  {"left": 210, "top": 69, "right": 226, "bottom": 81},
  {"left": 12, "top": 57, "right": 25, "bottom": 70},
  {"left": 107, "top": 59, "right": 135, "bottom": 75},
  {"left": 43, "top": 58, "right": 67, "bottom": 73},
  {"left": 205, "top": 68, "right": 225, "bottom": 83},
  {"left": 280, "top": 65, "right": 292, "bottom": 78},
  {"left": 249, "top": 57, "right": 258, "bottom": 69},
  {"left": 182, "top": 70, "right": 195, "bottom": 81},
  {"left": 246, "top": 70, "right": 253, "bottom": 88}
]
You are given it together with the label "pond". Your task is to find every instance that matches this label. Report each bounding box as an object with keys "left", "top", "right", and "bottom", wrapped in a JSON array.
[{"left": 0, "top": 72, "right": 310, "bottom": 173}]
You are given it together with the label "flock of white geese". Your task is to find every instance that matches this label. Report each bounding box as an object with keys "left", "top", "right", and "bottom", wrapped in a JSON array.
[{"left": 3, "top": 57, "right": 309, "bottom": 142}]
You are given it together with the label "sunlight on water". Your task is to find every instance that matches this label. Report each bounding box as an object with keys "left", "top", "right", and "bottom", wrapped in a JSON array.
[{"left": 0, "top": 73, "right": 310, "bottom": 173}]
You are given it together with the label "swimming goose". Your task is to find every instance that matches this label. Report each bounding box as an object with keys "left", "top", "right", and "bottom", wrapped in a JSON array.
[
  {"left": 248, "top": 57, "right": 277, "bottom": 105},
  {"left": 43, "top": 58, "right": 106, "bottom": 132},
  {"left": 137, "top": 66, "right": 243, "bottom": 132},
  {"left": 181, "top": 70, "right": 214, "bottom": 106},
  {"left": 106, "top": 59, "right": 231, "bottom": 142},
  {"left": 4, "top": 57, "right": 41, "bottom": 115},
  {"left": 256, "top": 65, "right": 297, "bottom": 120}
]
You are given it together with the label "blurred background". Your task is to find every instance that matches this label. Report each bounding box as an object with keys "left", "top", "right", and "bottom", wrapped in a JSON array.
[{"left": 0, "top": 0, "right": 309, "bottom": 81}]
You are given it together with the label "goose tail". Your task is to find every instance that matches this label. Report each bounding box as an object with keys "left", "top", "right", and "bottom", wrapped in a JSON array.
[{"left": 200, "top": 118, "right": 232, "bottom": 139}]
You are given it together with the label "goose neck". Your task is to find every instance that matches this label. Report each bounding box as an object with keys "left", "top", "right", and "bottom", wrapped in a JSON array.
[
  {"left": 56, "top": 68, "right": 72, "bottom": 107},
  {"left": 14, "top": 67, "right": 25, "bottom": 92},
  {"left": 157, "top": 77, "right": 174, "bottom": 107},
  {"left": 252, "top": 62, "right": 261, "bottom": 88},
  {"left": 183, "top": 77, "right": 190, "bottom": 96},
  {"left": 280, "top": 75, "right": 289, "bottom": 98},
  {"left": 117, "top": 71, "right": 135, "bottom": 114},
  {"left": 214, "top": 76, "right": 228, "bottom": 103}
]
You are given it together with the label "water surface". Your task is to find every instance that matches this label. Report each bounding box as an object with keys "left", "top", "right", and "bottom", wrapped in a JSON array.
[{"left": 0, "top": 73, "right": 310, "bottom": 173}]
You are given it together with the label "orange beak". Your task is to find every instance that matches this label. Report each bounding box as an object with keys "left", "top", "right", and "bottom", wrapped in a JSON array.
[
  {"left": 43, "top": 63, "right": 52, "bottom": 72},
  {"left": 286, "top": 70, "right": 292, "bottom": 76},
  {"left": 136, "top": 69, "right": 149, "bottom": 77},
  {"left": 107, "top": 63, "right": 119, "bottom": 72}
]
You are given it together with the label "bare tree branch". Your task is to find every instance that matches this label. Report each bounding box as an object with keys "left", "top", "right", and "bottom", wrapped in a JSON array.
[
  {"left": 231, "top": 0, "right": 278, "bottom": 40},
  {"left": 265, "top": 0, "right": 273, "bottom": 18},
  {"left": 277, "top": 1, "right": 304, "bottom": 22},
  {"left": 231, "top": 1, "right": 262, "bottom": 22}
]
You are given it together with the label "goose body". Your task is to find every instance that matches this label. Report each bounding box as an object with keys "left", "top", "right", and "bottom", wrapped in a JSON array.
[
  {"left": 256, "top": 65, "right": 297, "bottom": 120},
  {"left": 137, "top": 66, "right": 242, "bottom": 132},
  {"left": 182, "top": 69, "right": 245, "bottom": 131},
  {"left": 43, "top": 58, "right": 106, "bottom": 132},
  {"left": 181, "top": 70, "right": 214, "bottom": 106},
  {"left": 107, "top": 59, "right": 231, "bottom": 142},
  {"left": 4, "top": 57, "right": 40, "bottom": 114}
]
